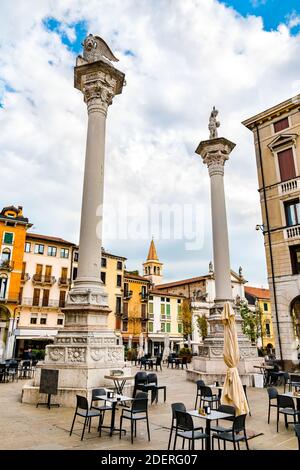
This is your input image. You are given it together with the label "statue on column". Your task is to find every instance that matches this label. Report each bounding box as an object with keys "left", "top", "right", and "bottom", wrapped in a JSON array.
[
  {"left": 209, "top": 260, "right": 214, "bottom": 274},
  {"left": 79, "top": 33, "right": 119, "bottom": 65},
  {"left": 208, "top": 106, "right": 220, "bottom": 139}
]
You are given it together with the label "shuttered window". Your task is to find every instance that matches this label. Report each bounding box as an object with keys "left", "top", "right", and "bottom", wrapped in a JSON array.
[
  {"left": 277, "top": 148, "right": 296, "bottom": 181},
  {"left": 274, "top": 117, "right": 289, "bottom": 133}
]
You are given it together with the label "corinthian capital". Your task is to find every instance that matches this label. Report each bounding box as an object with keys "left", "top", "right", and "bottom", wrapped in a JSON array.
[
  {"left": 195, "top": 137, "right": 236, "bottom": 177},
  {"left": 82, "top": 71, "right": 117, "bottom": 115}
]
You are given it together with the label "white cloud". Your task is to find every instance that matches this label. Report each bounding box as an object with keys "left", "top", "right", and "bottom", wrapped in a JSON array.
[{"left": 1, "top": 0, "right": 300, "bottom": 288}]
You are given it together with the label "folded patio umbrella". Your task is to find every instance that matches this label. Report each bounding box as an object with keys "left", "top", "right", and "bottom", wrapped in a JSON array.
[
  {"left": 220, "top": 301, "right": 249, "bottom": 416},
  {"left": 137, "top": 332, "right": 144, "bottom": 359}
]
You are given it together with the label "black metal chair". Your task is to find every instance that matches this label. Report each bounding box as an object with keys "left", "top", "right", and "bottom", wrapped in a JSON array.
[
  {"left": 179, "top": 357, "right": 188, "bottom": 369},
  {"left": 242, "top": 384, "right": 251, "bottom": 416},
  {"left": 282, "top": 372, "right": 290, "bottom": 393},
  {"left": 194, "top": 380, "right": 205, "bottom": 409},
  {"left": 147, "top": 373, "right": 166, "bottom": 403},
  {"left": 168, "top": 402, "right": 186, "bottom": 450},
  {"left": 212, "top": 414, "right": 249, "bottom": 450},
  {"left": 294, "top": 423, "right": 300, "bottom": 450},
  {"left": 70, "top": 395, "right": 101, "bottom": 440},
  {"left": 0, "top": 365, "right": 7, "bottom": 383},
  {"left": 276, "top": 394, "right": 300, "bottom": 432},
  {"left": 19, "top": 360, "right": 33, "bottom": 379},
  {"left": 154, "top": 356, "right": 162, "bottom": 371},
  {"left": 173, "top": 410, "right": 207, "bottom": 450},
  {"left": 200, "top": 386, "right": 219, "bottom": 410},
  {"left": 289, "top": 374, "right": 300, "bottom": 392},
  {"left": 210, "top": 404, "right": 236, "bottom": 441},
  {"left": 132, "top": 372, "right": 148, "bottom": 397},
  {"left": 90, "top": 388, "right": 113, "bottom": 436},
  {"left": 6, "top": 361, "right": 18, "bottom": 382},
  {"left": 119, "top": 392, "right": 150, "bottom": 444},
  {"left": 267, "top": 387, "right": 278, "bottom": 424}
]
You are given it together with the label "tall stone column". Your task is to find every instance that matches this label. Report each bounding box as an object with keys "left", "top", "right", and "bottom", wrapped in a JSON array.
[
  {"left": 22, "top": 35, "right": 128, "bottom": 407},
  {"left": 188, "top": 108, "right": 260, "bottom": 383}
]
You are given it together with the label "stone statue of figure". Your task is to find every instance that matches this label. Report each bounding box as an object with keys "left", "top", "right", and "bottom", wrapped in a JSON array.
[
  {"left": 208, "top": 106, "right": 220, "bottom": 139},
  {"left": 239, "top": 266, "right": 243, "bottom": 277},
  {"left": 209, "top": 261, "right": 214, "bottom": 273},
  {"left": 79, "top": 33, "right": 119, "bottom": 65}
]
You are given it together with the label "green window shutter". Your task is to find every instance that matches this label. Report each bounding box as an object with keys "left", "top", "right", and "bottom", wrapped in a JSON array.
[
  {"left": 178, "top": 324, "right": 182, "bottom": 333},
  {"left": 149, "top": 303, "right": 153, "bottom": 314},
  {"left": 166, "top": 304, "right": 171, "bottom": 316},
  {"left": 148, "top": 322, "right": 153, "bottom": 332},
  {"left": 177, "top": 305, "right": 182, "bottom": 315},
  {"left": 166, "top": 323, "right": 170, "bottom": 333},
  {"left": 161, "top": 304, "right": 165, "bottom": 315},
  {"left": 161, "top": 323, "right": 165, "bottom": 332},
  {"left": 4, "top": 232, "right": 13, "bottom": 244}
]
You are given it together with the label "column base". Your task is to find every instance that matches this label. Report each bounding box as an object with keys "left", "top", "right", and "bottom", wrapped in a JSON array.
[{"left": 21, "top": 303, "right": 127, "bottom": 407}]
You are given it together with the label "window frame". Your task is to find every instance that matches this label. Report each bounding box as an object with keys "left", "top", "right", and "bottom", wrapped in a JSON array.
[
  {"left": 60, "top": 248, "right": 69, "bottom": 259},
  {"left": 47, "top": 245, "right": 57, "bottom": 257},
  {"left": 24, "top": 242, "right": 31, "bottom": 253},
  {"left": 34, "top": 244, "right": 44, "bottom": 255},
  {"left": 3, "top": 232, "right": 14, "bottom": 245}
]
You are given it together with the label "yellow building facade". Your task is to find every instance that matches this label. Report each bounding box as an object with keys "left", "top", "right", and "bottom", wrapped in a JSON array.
[
  {"left": 0, "top": 205, "right": 32, "bottom": 358},
  {"left": 122, "top": 271, "right": 150, "bottom": 347},
  {"left": 245, "top": 286, "right": 275, "bottom": 350}
]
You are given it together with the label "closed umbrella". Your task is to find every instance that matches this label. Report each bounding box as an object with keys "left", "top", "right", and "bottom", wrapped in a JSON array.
[
  {"left": 170, "top": 340, "right": 174, "bottom": 353},
  {"left": 220, "top": 302, "right": 249, "bottom": 416},
  {"left": 118, "top": 335, "right": 123, "bottom": 346},
  {"left": 128, "top": 335, "right": 132, "bottom": 350},
  {"left": 162, "top": 334, "right": 170, "bottom": 362},
  {"left": 188, "top": 334, "right": 191, "bottom": 350},
  {"left": 137, "top": 332, "right": 144, "bottom": 359}
]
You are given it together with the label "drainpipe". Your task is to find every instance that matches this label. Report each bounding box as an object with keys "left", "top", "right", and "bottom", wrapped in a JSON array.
[{"left": 255, "top": 125, "right": 283, "bottom": 361}]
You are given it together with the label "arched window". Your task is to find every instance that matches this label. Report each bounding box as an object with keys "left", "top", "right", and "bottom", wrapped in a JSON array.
[
  {"left": 154, "top": 266, "right": 156, "bottom": 274},
  {"left": 1, "top": 248, "right": 11, "bottom": 262},
  {"left": 290, "top": 296, "right": 300, "bottom": 340},
  {"left": 0, "top": 274, "right": 8, "bottom": 299}
]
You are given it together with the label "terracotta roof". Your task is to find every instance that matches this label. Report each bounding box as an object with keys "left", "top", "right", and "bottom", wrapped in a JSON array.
[
  {"left": 154, "top": 275, "right": 208, "bottom": 289},
  {"left": 150, "top": 289, "right": 186, "bottom": 298},
  {"left": 26, "top": 232, "right": 76, "bottom": 246},
  {"left": 146, "top": 239, "right": 158, "bottom": 261},
  {"left": 124, "top": 271, "right": 150, "bottom": 282},
  {"left": 244, "top": 286, "right": 270, "bottom": 300}
]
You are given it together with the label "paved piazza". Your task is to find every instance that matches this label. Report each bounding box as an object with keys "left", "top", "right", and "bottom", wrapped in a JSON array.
[{"left": 0, "top": 365, "right": 298, "bottom": 451}]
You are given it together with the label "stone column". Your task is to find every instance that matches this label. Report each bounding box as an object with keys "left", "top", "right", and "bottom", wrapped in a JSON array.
[
  {"left": 22, "top": 36, "right": 129, "bottom": 407},
  {"left": 187, "top": 116, "right": 260, "bottom": 383},
  {"left": 197, "top": 138, "right": 235, "bottom": 302}
]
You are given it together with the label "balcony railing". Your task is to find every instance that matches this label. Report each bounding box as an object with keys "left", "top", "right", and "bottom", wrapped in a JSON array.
[
  {"left": 21, "top": 297, "right": 60, "bottom": 307},
  {"left": 140, "top": 292, "right": 149, "bottom": 302},
  {"left": 58, "top": 277, "right": 71, "bottom": 287},
  {"left": 123, "top": 290, "right": 133, "bottom": 300},
  {"left": 0, "top": 260, "right": 14, "bottom": 271},
  {"left": 279, "top": 177, "right": 299, "bottom": 195},
  {"left": 32, "top": 274, "right": 56, "bottom": 286},
  {"left": 0, "top": 292, "right": 21, "bottom": 304},
  {"left": 284, "top": 225, "right": 300, "bottom": 240},
  {"left": 21, "top": 273, "right": 30, "bottom": 283}
]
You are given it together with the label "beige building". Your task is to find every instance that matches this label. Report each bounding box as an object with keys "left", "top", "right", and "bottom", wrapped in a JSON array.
[
  {"left": 243, "top": 95, "right": 300, "bottom": 365},
  {"left": 15, "top": 233, "right": 76, "bottom": 356},
  {"left": 147, "top": 289, "right": 184, "bottom": 355}
]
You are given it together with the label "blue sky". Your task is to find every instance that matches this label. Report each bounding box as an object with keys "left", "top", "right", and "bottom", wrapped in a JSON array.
[{"left": 220, "top": 0, "right": 300, "bottom": 34}]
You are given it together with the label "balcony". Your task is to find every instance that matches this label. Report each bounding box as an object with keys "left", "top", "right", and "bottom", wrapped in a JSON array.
[
  {"left": 123, "top": 290, "right": 133, "bottom": 300},
  {"left": 140, "top": 292, "right": 149, "bottom": 302},
  {"left": 32, "top": 274, "right": 56, "bottom": 286},
  {"left": 0, "top": 292, "right": 21, "bottom": 304},
  {"left": 0, "top": 260, "right": 14, "bottom": 271},
  {"left": 58, "top": 277, "right": 71, "bottom": 287},
  {"left": 21, "top": 297, "right": 59, "bottom": 307},
  {"left": 284, "top": 225, "right": 300, "bottom": 240},
  {"left": 279, "top": 177, "right": 299, "bottom": 195},
  {"left": 21, "top": 273, "right": 30, "bottom": 283}
]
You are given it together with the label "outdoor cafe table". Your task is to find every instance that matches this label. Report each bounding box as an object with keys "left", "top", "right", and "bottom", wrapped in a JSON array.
[
  {"left": 188, "top": 409, "right": 234, "bottom": 450},
  {"left": 95, "top": 391, "right": 134, "bottom": 437},
  {"left": 279, "top": 391, "right": 300, "bottom": 423},
  {"left": 207, "top": 384, "right": 224, "bottom": 400},
  {"left": 254, "top": 364, "right": 274, "bottom": 387},
  {"left": 104, "top": 374, "right": 134, "bottom": 395}
]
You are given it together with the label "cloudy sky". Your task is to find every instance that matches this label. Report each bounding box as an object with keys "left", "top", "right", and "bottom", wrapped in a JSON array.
[{"left": 1, "top": 0, "right": 300, "bottom": 287}]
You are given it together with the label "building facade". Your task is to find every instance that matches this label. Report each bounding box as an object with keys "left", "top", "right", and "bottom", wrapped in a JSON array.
[
  {"left": 122, "top": 271, "right": 150, "bottom": 348},
  {"left": 14, "top": 233, "right": 76, "bottom": 357},
  {"left": 244, "top": 286, "right": 275, "bottom": 351},
  {"left": 243, "top": 96, "right": 300, "bottom": 364},
  {"left": 147, "top": 290, "right": 184, "bottom": 355},
  {"left": 0, "top": 206, "right": 32, "bottom": 359},
  {"left": 155, "top": 266, "right": 246, "bottom": 350}
]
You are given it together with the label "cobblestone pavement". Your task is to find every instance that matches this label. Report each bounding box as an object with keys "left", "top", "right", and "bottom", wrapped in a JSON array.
[{"left": 0, "top": 365, "right": 298, "bottom": 450}]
